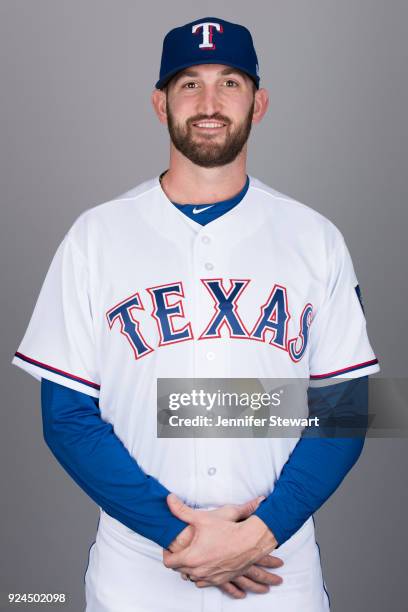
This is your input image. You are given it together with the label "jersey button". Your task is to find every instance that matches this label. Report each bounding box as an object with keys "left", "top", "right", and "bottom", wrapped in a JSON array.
[
  {"left": 207, "top": 467, "right": 217, "bottom": 476},
  {"left": 201, "top": 235, "right": 211, "bottom": 244},
  {"left": 206, "top": 351, "right": 215, "bottom": 360},
  {"left": 204, "top": 262, "right": 214, "bottom": 270}
]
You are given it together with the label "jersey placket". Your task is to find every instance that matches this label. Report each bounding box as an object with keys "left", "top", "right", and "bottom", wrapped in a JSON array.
[
  {"left": 191, "top": 224, "right": 230, "bottom": 512},
  {"left": 191, "top": 224, "right": 228, "bottom": 612}
]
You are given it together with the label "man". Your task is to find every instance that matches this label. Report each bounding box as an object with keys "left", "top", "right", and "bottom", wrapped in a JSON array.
[{"left": 12, "top": 17, "right": 379, "bottom": 611}]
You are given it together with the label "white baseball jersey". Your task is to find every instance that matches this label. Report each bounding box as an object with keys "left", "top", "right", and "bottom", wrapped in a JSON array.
[{"left": 12, "top": 175, "right": 379, "bottom": 611}]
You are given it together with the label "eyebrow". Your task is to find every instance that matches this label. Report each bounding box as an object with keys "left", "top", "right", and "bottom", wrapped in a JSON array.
[{"left": 172, "top": 67, "right": 246, "bottom": 84}]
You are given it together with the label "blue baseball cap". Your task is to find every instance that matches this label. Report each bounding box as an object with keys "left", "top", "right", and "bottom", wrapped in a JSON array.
[{"left": 155, "top": 17, "right": 260, "bottom": 90}]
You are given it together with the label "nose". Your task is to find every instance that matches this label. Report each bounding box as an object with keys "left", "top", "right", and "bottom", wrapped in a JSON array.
[{"left": 196, "top": 84, "right": 222, "bottom": 117}]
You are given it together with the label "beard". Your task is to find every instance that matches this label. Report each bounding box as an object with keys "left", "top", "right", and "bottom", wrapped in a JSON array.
[{"left": 166, "top": 98, "right": 255, "bottom": 168}]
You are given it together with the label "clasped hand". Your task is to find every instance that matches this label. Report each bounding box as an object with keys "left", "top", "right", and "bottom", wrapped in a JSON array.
[{"left": 162, "top": 493, "right": 283, "bottom": 599}]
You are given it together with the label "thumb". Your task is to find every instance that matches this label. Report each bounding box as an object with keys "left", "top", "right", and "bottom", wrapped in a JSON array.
[
  {"left": 166, "top": 493, "right": 197, "bottom": 523},
  {"left": 235, "top": 495, "right": 266, "bottom": 521}
]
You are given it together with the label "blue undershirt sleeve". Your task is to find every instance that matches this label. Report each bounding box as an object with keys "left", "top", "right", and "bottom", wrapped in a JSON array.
[
  {"left": 42, "top": 375, "right": 369, "bottom": 551},
  {"left": 253, "top": 376, "right": 369, "bottom": 546},
  {"left": 40, "top": 377, "right": 188, "bottom": 549}
]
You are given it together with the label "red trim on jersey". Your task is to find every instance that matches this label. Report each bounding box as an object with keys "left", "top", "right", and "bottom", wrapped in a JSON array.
[
  {"left": 14, "top": 352, "right": 100, "bottom": 390},
  {"left": 310, "top": 358, "right": 379, "bottom": 379}
]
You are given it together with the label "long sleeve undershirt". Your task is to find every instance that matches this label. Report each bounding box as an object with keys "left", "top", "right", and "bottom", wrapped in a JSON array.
[
  {"left": 254, "top": 375, "right": 369, "bottom": 545},
  {"left": 40, "top": 375, "right": 368, "bottom": 548},
  {"left": 40, "top": 378, "right": 188, "bottom": 549}
]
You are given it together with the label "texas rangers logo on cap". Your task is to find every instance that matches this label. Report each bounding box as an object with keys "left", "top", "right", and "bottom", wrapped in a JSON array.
[{"left": 192, "top": 21, "right": 224, "bottom": 50}]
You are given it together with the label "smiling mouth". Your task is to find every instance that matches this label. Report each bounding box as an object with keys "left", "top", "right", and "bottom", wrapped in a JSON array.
[{"left": 192, "top": 121, "right": 228, "bottom": 130}]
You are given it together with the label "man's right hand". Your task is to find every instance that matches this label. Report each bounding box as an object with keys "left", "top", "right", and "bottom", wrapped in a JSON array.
[{"left": 167, "top": 497, "right": 283, "bottom": 599}]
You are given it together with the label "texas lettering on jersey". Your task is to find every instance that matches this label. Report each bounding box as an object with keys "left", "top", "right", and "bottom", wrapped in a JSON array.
[{"left": 106, "top": 278, "right": 313, "bottom": 364}]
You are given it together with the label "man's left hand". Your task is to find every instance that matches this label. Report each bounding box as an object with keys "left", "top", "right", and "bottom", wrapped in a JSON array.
[{"left": 162, "top": 493, "right": 278, "bottom": 586}]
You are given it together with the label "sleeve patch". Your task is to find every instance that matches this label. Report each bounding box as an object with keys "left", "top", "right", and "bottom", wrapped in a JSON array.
[{"left": 355, "top": 284, "right": 365, "bottom": 314}]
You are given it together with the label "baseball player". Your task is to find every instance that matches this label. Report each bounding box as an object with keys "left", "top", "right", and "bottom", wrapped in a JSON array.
[{"left": 12, "top": 16, "right": 379, "bottom": 611}]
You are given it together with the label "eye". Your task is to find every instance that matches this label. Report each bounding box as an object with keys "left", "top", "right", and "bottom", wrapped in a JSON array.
[
  {"left": 182, "top": 81, "right": 198, "bottom": 89},
  {"left": 224, "top": 79, "right": 239, "bottom": 87}
]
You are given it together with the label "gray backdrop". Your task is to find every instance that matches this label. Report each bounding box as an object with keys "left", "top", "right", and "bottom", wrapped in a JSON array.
[{"left": 1, "top": 1, "right": 407, "bottom": 610}]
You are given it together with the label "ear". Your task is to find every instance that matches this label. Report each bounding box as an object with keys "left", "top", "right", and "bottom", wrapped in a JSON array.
[
  {"left": 151, "top": 88, "right": 168, "bottom": 125},
  {"left": 252, "top": 88, "right": 269, "bottom": 125}
]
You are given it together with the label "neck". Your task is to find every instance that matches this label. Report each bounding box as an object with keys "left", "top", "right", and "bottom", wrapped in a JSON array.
[{"left": 160, "top": 144, "right": 248, "bottom": 205}]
